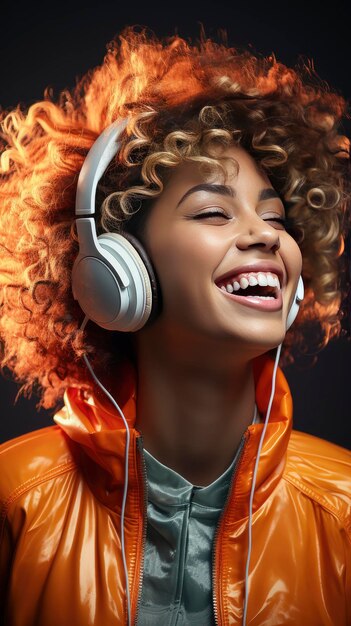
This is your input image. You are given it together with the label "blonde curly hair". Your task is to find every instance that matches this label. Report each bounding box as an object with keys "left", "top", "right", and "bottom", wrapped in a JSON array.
[{"left": 0, "top": 26, "right": 350, "bottom": 411}]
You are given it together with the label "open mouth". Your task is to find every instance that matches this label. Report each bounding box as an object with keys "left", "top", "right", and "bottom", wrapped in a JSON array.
[
  {"left": 222, "top": 284, "right": 277, "bottom": 299},
  {"left": 215, "top": 272, "right": 281, "bottom": 300}
]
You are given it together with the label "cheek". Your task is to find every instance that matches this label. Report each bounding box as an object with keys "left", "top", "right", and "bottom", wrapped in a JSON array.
[
  {"left": 282, "top": 236, "right": 303, "bottom": 312},
  {"left": 288, "top": 238, "right": 303, "bottom": 278},
  {"left": 146, "top": 219, "right": 210, "bottom": 279},
  {"left": 152, "top": 239, "right": 203, "bottom": 306},
  {"left": 145, "top": 225, "right": 220, "bottom": 315}
]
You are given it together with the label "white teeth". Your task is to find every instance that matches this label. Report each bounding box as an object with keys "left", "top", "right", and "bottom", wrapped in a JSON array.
[
  {"left": 248, "top": 295, "right": 275, "bottom": 300},
  {"left": 257, "top": 273, "right": 268, "bottom": 287},
  {"left": 239, "top": 277, "right": 249, "bottom": 289},
  {"left": 221, "top": 272, "right": 281, "bottom": 292},
  {"left": 248, "top": 275, "right": 258, "bottom": 287}
]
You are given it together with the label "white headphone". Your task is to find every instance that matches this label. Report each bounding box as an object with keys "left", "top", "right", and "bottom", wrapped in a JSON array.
[{"left": 72, "top": 118, "right": 304, "bottom": 333}]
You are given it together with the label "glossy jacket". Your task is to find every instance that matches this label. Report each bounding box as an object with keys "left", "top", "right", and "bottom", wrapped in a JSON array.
[{"left": 0, "top": 353, "right": 350, "bottom": 626}]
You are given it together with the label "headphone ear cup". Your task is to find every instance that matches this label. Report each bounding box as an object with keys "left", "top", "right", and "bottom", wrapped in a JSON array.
[
  {"left": 72, "top": 213, "right": 162, "bottom": 332},
  {"left": 286, "top": 275, "right": 304, "bottom": 330},
  {"left": 72, "top": 223, "right": 159, "bottom": 332},
  {"left": 95, "top": 231, "right": 160, "bottom": 332}
]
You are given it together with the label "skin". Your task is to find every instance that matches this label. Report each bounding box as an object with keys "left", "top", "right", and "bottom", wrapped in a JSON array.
[{"left": 133, "top": 142, "right": 303, "bottom": 486}]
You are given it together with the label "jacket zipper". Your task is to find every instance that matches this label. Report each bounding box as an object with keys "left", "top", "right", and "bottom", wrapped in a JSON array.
[
  {"left": 211, "top": 432, "right": 249, "bottom": 626},
  {"left": 133, "top": 435, "right": 148, "bottom": 626}
]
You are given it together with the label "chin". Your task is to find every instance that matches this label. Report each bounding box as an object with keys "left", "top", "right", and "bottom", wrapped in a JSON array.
[{"left": 222, "top": 329, "right": 286, "bottom": 357}]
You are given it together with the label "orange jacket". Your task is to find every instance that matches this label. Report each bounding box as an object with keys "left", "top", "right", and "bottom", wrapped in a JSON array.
[{"left": 0, "top": 353, "right": 350, "bottom": 626}]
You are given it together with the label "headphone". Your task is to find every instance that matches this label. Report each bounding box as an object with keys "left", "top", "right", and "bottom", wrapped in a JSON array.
[{"left": 72, "top": 118, "right": 304, "bottom": 333}]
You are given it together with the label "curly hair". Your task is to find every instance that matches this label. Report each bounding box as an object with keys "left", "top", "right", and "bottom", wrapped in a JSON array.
[{"left": 0, "top": 26, "right": 350, "bottom": 411}]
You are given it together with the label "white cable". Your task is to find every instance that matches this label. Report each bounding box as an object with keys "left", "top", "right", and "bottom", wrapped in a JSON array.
[
  {"left": 242, "top": 342, "right": 283, "bottom": 626},
  {"left": 80, "top": 316, "right": 132, "bottom": 626}
]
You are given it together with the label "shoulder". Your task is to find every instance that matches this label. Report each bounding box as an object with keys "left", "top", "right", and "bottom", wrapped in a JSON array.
[
  {"left": 284, "top": 429, "right": 351, "bottom": 525},
  {"left": 0, "top": 425, "right": 77, "bottom": 507}
]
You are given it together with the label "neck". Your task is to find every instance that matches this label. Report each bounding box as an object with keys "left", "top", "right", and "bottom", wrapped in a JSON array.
[{"left": 134, "top": 326, "right": 259, "bottom": 486}]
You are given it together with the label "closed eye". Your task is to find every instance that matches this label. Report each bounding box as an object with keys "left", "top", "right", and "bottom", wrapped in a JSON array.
[
  {"left": 192, "top": 210, "right": 229, "bottom": 220},
  {"left": 266, "top": 218, "right": 288, "bottom": 227},
  {"left": 192, "top": 211, "right": 288, "bottom": 228}
]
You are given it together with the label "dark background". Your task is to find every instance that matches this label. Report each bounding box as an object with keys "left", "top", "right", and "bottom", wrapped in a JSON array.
[{"left": 0, "top": 0, "right": 350, "bottom": 447}]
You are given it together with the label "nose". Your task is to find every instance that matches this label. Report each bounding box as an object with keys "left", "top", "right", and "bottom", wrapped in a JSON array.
[{"left": 234, "top": 215, "right": 281, "bottom": 253}]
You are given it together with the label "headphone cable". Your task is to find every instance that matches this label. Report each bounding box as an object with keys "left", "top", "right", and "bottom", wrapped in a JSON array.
[
  {"left": 80, "top": 315, "right": 132, "bottom": 626},
  {"left": 242, "top": 342, "right": 282, "bottom": 625}
]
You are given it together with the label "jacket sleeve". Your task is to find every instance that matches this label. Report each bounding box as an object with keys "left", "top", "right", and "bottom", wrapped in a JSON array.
[
  {"left": 0, "top": 511, "right": 12, "bottom": 626},
  {"left": 345, "top": 526, "right": 351, "bottom": 625}
]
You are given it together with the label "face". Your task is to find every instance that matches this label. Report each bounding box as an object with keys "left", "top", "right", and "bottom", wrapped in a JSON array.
[{"left": 139, "top": 143, "right": 303, "bottom": 355}]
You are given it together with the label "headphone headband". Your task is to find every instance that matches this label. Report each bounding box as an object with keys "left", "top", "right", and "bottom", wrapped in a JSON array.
[{"left": 75, "top": 118, "right": 129, "bottom": 217}]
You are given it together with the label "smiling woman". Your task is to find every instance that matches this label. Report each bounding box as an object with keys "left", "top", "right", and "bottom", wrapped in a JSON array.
[
  {"left": 134, "top": 144, "right": 302, "bottom": 354},
  {"left": 0, "top": 25, "right": 350, "bottom": 626}
]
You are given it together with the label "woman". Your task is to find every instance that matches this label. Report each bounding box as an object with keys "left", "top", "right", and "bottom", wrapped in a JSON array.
[{"left": 0, "top": 26, "right": 350, "bottom": 626}]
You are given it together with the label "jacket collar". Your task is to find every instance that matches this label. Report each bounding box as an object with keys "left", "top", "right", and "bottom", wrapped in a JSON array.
[{"left": 54, "top": 352, "right": 292, "bottom": 514}]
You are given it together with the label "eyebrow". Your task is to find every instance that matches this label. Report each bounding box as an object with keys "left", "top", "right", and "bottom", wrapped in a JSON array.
[{"left": 176, "top": 183, "right": 281, "bottom": 207}]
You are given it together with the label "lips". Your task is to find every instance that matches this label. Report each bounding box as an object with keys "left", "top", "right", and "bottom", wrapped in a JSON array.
[{"left": 218, "top": 287, "right": 284, "bottom": 312}]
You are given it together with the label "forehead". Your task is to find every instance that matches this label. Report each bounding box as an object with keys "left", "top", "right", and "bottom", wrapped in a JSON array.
[{"left": 162, "top": 143, "right": 271, "bottom": 194}]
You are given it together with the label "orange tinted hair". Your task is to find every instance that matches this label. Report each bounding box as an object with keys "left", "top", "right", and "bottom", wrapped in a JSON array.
[{"left": 0, "top": 26, "right": 350, "bottom": 410}]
